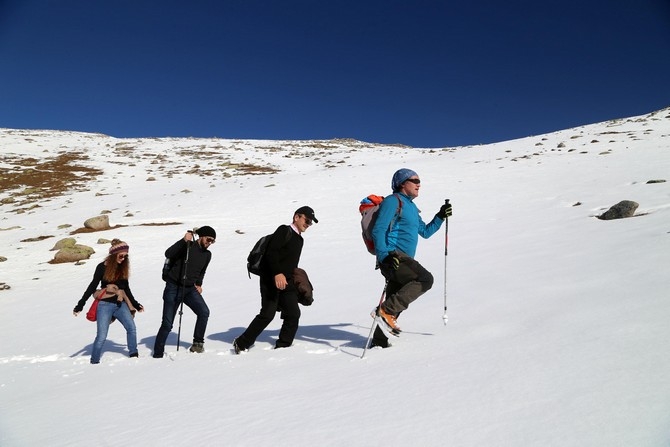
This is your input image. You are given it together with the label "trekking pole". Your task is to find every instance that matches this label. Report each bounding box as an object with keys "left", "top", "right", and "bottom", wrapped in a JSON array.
[
  {"left": 176, "top": 230, "right": 193, "bottom": 350},
  {"left": 442, "top": 199, "right": 450, "bottom": 325},
  {"left": 361, "top": 280, "right": 388, "bottom": 359}
]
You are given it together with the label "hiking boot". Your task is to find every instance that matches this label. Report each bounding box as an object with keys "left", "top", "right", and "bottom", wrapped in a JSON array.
[
  {"left": 189, "top": 341, "right": 205, "bottom": 353},
  {"left": 371, "top": 306, "right": 400, "bottom": 337},
  {"left": 378, "top": 305, "right": 401, "bottom": 333}
]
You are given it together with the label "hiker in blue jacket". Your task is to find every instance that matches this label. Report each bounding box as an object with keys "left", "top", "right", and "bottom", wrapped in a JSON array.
[{"left": 370, "top": 168, "right": 452, "bottom": 347}]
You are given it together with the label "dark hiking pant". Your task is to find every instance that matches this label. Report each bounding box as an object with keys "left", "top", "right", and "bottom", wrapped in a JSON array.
[
  {"left": 236, "top": 278, "right": 301, "bottom": 350},
  {"left": 373, "top": 255, "right": 433, "bottom": 345}
]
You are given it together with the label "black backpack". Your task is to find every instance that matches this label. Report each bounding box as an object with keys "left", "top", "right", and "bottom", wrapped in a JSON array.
[
  {"left": 246, "top": 227, "right": 292, "bottom": 278},
  {"left": 161, "top": 238, "right": 193, "bottom": 281},
  {"left": 161, "top": 257, "right": 173, "bottom": 281}
]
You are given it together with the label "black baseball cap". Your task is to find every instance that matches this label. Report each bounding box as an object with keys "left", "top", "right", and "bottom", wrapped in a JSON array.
[{"left": 294, "top": 206, "right": 318, "bottom": 223}]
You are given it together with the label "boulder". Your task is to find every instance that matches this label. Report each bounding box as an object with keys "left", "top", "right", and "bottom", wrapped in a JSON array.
[
  {"left": 84, "top": 215, "right": 111, "bottom": 231},
  {"left": 51, "top": 237, "right": 77, "bottom": 251},
  {"left": 597, "top": 200, "right": 639, "bottom": 220},
  {"left": 51, "top": 244, "right": 95, "bottom": 264}
]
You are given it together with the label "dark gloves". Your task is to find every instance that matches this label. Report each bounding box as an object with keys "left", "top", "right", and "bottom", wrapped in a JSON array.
[
  {"left": 383, "top": 252, "right": 400, "bottom": 270},
  {"left": 437, "top": 202, "right": 453, "bottom": 219},
  {"left": 73, "top": 297, "right": 87, "bottom": 313}
]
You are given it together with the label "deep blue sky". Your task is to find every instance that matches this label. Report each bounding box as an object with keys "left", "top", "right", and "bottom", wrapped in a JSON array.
[{"left": 1, "top": 1, "right": 669, "bottom": 147}]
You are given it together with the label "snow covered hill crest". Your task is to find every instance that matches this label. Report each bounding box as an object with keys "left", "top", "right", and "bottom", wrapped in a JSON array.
[{"left": 1, "top": 108, "right": 669, "bottom": 447}]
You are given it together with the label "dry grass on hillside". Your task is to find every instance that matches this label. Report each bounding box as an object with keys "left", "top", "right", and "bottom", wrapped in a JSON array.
[{"left": 0, "top": 152, "right": 103, "bottom": 213}]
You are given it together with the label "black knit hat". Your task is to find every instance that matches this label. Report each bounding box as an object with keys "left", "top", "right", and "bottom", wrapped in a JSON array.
[{"left": 196, "top": 226, "right": 216, "bottom": 239}]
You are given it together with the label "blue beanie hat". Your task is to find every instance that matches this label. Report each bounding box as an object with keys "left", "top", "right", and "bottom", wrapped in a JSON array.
[{"left": 391, "top": 168, "right": 418, "bottom": 192}]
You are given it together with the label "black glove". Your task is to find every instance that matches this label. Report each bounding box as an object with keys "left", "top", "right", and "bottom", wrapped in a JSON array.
[
  {"left": 383, "top": 253, "right": 400, "bottom": 270},
  {"left": 437, "top": 202, "right": 453, "bottom": 219},
  {"left": 73, "top": 297, "right": 87, "bottom": 313}
]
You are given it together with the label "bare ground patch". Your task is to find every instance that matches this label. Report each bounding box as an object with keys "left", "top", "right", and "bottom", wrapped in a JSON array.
[
  {"left": 68, "top": 222, "right": 182, "bottom": 234},
  {"left": 0, "top": 152, "right": 103, "bottom": 212}
]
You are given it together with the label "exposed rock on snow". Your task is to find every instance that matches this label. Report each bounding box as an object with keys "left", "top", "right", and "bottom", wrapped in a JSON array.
[
  {"left": 597, "top": 200, "right": 639, "bottom": 220},
  {"left": 83, "top": 215, "right": 111, "bottom": 231}
]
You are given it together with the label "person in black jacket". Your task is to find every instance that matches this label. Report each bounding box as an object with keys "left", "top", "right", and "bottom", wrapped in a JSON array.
[
  {"left": 233, "top": 206, "right": 317, "bottom": 354},
  {"left": 73, "top": 239, "right": 144, "bottom": 364},
  {"left": 152, "top": 226, "right": 216, "bottom": 357}
]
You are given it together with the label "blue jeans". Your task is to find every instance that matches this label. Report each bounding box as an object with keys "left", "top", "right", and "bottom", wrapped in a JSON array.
[
  {"left": 91, "top": 301, "right": 137, "bottom": 363},
  {"left": 153, "top": 282, "right": 210, "bottom": 356}
]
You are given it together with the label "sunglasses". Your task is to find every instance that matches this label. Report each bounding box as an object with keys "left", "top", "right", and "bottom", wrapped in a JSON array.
[
  {"left": 302, "top": 215, "right": 313, "bottom": 226},
  {"left": 203, "top": 237, "right": 216, "bottom": 244},
  {"left": 405, "top": 178, "right": 421, "bottom": 185},
  {"left": 117, "top": 254, "right": 128, "bottom": 260}
]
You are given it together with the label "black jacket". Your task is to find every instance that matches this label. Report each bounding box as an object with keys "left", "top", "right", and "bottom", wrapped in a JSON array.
[
  {"left": 261, "top": 225, "right": 303, "bottom": 281},
  {"left": 75, "top": 262, "right": 142, "bottom": 312},
  {"left": 164, "top": 239, "right": 212, "bottom": 287}
]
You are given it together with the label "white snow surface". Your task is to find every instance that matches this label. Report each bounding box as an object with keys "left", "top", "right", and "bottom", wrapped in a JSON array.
[{"left": 1, "top": 109, "right": 670, "bottom": 446}]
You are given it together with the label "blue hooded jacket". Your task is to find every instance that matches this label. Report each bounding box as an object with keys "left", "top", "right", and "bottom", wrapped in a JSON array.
[{"left": 371, "top": 192, "right": 443, "bottom": 263}]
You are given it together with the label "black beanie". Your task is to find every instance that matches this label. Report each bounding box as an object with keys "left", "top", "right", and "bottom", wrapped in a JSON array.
[{"left": 196, "top": 226, "right": 216, "bottom": 239}]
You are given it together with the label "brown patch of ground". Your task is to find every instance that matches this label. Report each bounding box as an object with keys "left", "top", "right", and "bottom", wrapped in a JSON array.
[
  {"left": 20, "top": 235, "right": 55, "bottom": 242},
  {"left": 69, "top": 222, "right": 182, "bottom": 234},
  {"left": 0, "top": 152, "right": 103, "bottom": 211},
  {"left": 139, "top": 222, "right": 182, "bottom": 227},
  {"left": 69, "top": 225, "right": 126, "bottom": 235}
]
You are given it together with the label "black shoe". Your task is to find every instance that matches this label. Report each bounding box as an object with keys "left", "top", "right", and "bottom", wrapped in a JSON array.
[
  {"left": 129, "top": 352, "right": 139, "bottom": 358},
  {"left": 369, "top": 339, "right": 391, "bottom": 349},
  {"left": 152, "top": 352, "right": 164, "bottom": 359},
  {"left": 232, "top": 338, "right": 245, "bottom": 355}
]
